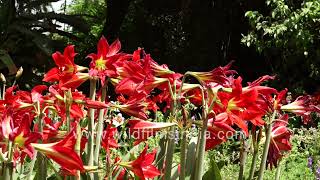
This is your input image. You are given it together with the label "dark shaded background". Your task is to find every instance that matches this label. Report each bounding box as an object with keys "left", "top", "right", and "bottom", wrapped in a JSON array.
[
  {"left": 1, "top": 0, "right": 318, "bottom": 93},
  {"left": 103, "top": 0, "right": 269, "bottom": 81}
]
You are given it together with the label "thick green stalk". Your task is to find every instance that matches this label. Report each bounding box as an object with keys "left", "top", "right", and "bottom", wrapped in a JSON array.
[
  {"left": 36, "top": 106, "right": 47, "bottom": 180},
  {"left": 75, "top": 122, "right": 82, "bottom": 179},
  {"left": 164, "top": 81, "right": 176, "bottom": 180},
  {"left": 66, "top": 108, "right": 71, "bottom": 132},
  {"left": 248, "top": 129, "right": 259, "bottom": 180},
  {"left": 94, "top": 85, "right": 107, "bottom": 164},
  {"left": 27, "top": 152, "right": 38, "bottom": 180},
  {"left": 87, "top": 79, "right": 97, "bottom": 179},
  {"left": 257, "top": 111, "right": 276, "bottom": 180},
  {"left": 194, "top": 117, "right": 208, "bottom": 179},
  {"left": 179, "top": 129, "right": 187, "bottom": 180},
  {"left": 275, "top": 159, "right": 282, "bottom": 180},
  {"left": 248, "top": 149, "right": 258, "bottom": 180},
  {"left": 94, "top": 85, "right": 107, "bottom": 180},
  {"left": 238, "top": 138, "right": 248, "bottom": 180},
  {"left": 194, "top": 88, "right": 208, "bottom": 180},
  {"left": 4, "top": 141, "right": 13, "bottom": 180},
  {"left": 164, "top": 130, "right": 175, "bottom": 180}
]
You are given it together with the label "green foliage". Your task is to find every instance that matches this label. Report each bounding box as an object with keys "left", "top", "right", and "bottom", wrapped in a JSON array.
[
  {"left": 67, "top": 0, "right": 106, "bottom": 37},
  {"left": 203, "top": 159, "right": 222, "bottom": 180},
  {"left": 0, "top": 0, "right": 92, "bottom": 88},
  {"left": 207, "top": 127, "right": 317, "bottom": 179},
  {"left": 242, "top": 0, "right": 320, "bottom": 55},
  {"left": 242, "top": 0, "right": 320, "bottom": 91}
]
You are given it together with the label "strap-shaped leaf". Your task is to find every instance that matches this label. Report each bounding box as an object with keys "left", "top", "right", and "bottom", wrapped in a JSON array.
[{"left": 203, "top": 159, "right": 222, "bottom": 180}]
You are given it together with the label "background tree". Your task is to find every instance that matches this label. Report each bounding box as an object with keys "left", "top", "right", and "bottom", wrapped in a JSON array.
[
  {"left": 242, "top": 0, "right": 320, "bottom": 93},
  {"left": 0, "top": 0, "right": 92, "bottom": 88}
]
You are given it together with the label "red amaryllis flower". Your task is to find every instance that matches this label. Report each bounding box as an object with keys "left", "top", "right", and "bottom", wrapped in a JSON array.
[
  {"left": 128, "top": 119, "right": 175, "bottom": 145},
  {"left": 267, "top": 114, "right": 292, "bottom": 169},
  {"left": 124, "top": 146, "right": 161, "bottom": 180},
  {"left": 44, "top": 45, "right": 77, "bottom": 81},
  {"left": 189, "top": 61, "right": 236, "bottom": 87},
  {"left": 12, "top": 85, "right": 47, "bottom": 111},
  {"left": 9, "top": 114, "right": 41, "bottom": 159},
  {"left": 88, "top": 36, "right": 123, "bottom": 85},
  {"left": 112, "top": 99, "right": 148, "bottom": 120},
  {"left": 133, "top": 49, "right": 174, "bottom": 77},
  {"left": 205, "top": 114, "right": 235, "bottom": 150},
  {"left": 213, "top": 77, "right": 274, "bottom": 135},
  {"left": 280, "top": 95, "right": 320, "bottom": 124},
  {"left": 41, "top": 116, "right": 62, "bottom": 143},
  {"left": 43, "top": 45, "right": 88, "bottom": 89},
  {"left": 48, "top": 85, "right": 86, "bottom": 121},
  {"left": 31, "top": 130, "right": 85, "bottom": 174},
  {"left": 115, "top": 60, "right": 153, "bottom": 96},
  {"left": 101, "top": 125, "right": 119, "bottom": 151}
]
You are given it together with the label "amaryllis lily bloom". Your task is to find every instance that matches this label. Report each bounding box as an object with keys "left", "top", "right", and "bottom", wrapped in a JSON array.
[
  {"left": 280, "top": 95, "right": 320, "bottom": 124},
  {"left": 101, "top": 125, "right": 119, "bottom": 151},
  {"left": 205, "top": 115, "right": 235, "bottom": 150},
  {"left": 12, "top": 85, "right": 47, "bottom": 112},
  {"left": 189, "top": 61, "right": 236, "bottom": 87},
  {"left": 120, "top": 146, "right": 161, "bottom": 180},
  {"left": 111, "top": 99, "right": 148, "bottom": 120},
  {"left": 128, "top": 119, "right": 175, "bottom": 145},
  {"left": 115, "top": 60, "right": 153, "bottom": 96},
  {"left": 88, "top": 36, "right": 123, "bottom": 85},
  {"left": 132, "top": 48, "right": 174, "bottom": 77},
  {"left": 213, "top": 77, "right": 274, "bottom": 135},
  {"left": 43, "top": 45, "right": 88, "bottom": 89},
  {"left": 9, "top": 114, "right": 41, "bottom": 159},
  {"left": 31, "top": 130, "right": 85, "bottom": 174},
  {"left": 267, "top": 114, "right": 292, "bottom": 169}
]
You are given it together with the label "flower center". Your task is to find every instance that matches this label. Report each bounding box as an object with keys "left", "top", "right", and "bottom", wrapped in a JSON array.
[
  {"left": 14, "top": 133, "right": 26, "bottom": 148},
  {"left": 95, "top": 58, "right": 107, "bottom": 70},
  {"left": 227, "top": 99, "right": 240, "bottom": 111}
]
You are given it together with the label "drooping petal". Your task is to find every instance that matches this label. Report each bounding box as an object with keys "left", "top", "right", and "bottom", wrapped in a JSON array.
[{"left": 31, "top": 130, "right": 85, "bottom": 173}]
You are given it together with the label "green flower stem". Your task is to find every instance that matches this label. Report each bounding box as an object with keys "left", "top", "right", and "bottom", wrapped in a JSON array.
[
  {"left": 87, "top": 79, "right": 97, "bottom": 179},
  {"left": 36, "top": 103, "right": 47, "bottom": 180},
  {"left": 4, "top": 141, "right": 13, "bottom": 180},
  {"left": 164, "top": 131, "right": 175, "bottom": 180},
  {"left": 258, "top": 111, "right": 276, "bottom": 180},
  {"left": 75, "top": 122, "right": 82, "bottom": 179},
  {"left": 194, "top": 88, "right": 208, "bottom": 180},
  {"left": 164, "top": 81, "right": 176, "bottom": 180},
  {"left": 179, "top": 128, "right": 187, "bottom": 180},
  {"left": 94, "top": 85, "right": 107, "bottom": 180},
  {"left": 66, "top": 108, "right": 71, "bottom": 132},
  {"left": 26, "top": 151, "right": 37, "bottom": 180},
  {"left": 275, "top": 159, "right": 282, "bottom": 180},
  {"left": 248, "top": 129, "right": 259, "bottom": 180},
  {"left": 94, "top": 85, "right": 107, "bottom": 164},
  {"left": 238, "top": 138, "right": 248, "bottom": 180},
  {"left": 194, "top": 117, "right": 208, "bottom": 179}
]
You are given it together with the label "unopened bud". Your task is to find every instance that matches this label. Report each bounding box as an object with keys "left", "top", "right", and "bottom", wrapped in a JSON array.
[
  {"left": 0, "top": 73, "right": 6, "bottom": 83},
  {"left": 15, "top": 67, "right": 23, "bottom": 79}
]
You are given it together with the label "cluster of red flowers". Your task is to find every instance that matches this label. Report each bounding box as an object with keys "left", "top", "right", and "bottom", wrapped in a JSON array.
[{"left": 0, "top": 36, "right": 319, "bottom": 179}]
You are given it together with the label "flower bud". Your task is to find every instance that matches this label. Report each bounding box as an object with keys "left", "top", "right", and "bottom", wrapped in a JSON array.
[
  {"left": 16, "top": 67, "right": 23, "bottom": 79},
  {"left": 0, "top": 73, "right": 6, "bottom": 83}
]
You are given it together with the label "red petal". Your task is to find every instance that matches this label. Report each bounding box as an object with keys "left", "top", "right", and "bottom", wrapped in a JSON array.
[
  {"left": 97, "top": 36, "right": 109, "bottom": 58},
  {"left": 108, "top": 39, "right": 121, "bottom": 57},
  {"left": 43, "top": 67, "right": 59, "bottom": 82}
]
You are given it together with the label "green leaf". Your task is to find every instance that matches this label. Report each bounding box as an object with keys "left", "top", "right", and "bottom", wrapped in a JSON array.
[
  {"left": 202, "top": 160, "right": 222, "bottom": 180},
  {"left": 185, "top": 137, "right": 197, "bottom": 179}
]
